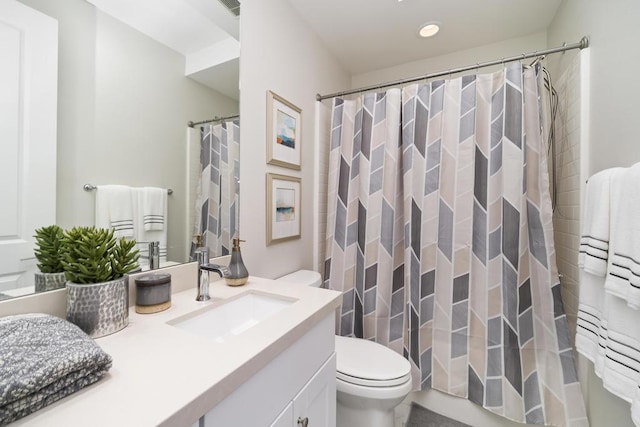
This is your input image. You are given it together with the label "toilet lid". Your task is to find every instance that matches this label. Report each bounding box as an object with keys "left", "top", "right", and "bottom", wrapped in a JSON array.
[{"left": 335, "top": 336, "right": 411, "bottom": 387}]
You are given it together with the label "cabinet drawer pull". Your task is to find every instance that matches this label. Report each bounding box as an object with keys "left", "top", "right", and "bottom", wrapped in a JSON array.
[{"left": 297, "top": 416, "right": 309, "bottom": 427}]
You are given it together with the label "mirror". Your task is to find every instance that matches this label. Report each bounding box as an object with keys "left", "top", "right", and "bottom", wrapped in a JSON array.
[{"left": 0, "top": 0, "right": 240, "bottom": 300}]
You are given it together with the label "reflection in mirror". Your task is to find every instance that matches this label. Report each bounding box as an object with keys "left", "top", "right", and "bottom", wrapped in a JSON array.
[
  {"left": 188, "top": 115, "right": 240, "bottom": 259},
  {"left": 1, "top": 0, "right": 240, "bottom": 301}
]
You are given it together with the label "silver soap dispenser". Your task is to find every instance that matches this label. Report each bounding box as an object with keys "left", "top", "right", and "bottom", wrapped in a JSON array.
[{"left": 225, "top": 238, "right": 249, "bottom": 286}]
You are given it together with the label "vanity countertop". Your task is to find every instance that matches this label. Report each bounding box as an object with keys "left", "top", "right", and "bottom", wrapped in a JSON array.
[{"left": 10, "top": 277, "right": 342, "bottom": 427}]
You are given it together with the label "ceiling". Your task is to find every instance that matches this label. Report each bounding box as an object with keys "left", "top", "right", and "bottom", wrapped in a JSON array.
[
  {"left": 86, "top": 0, "right": 563, "bottom": 95},
  {"left": 88, "top": 0, "right": 240, "bottom": 100},
  {"left": 287, "top": 0, "right": 563, "bottom": 75}
]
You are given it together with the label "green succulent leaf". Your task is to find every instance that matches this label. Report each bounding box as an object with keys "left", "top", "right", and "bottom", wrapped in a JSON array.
[
  {"left": 61, "top": 226, "right": 140, "bottom": 284},
  {"left": 33, "top": 225, "right": 64, "bottom": 273}
]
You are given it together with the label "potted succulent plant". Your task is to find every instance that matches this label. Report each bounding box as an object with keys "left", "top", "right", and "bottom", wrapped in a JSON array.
[
  {"left": 61, "top": 226, "right": 139, "bottom": 338},
  {"left": 33, "top": 225, "right": 67, "bottom": 292}
]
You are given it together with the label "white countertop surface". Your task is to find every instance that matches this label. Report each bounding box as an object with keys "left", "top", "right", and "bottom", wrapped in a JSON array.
[{"left": 11, "top": 276, "right": 341, "bottom": 427}]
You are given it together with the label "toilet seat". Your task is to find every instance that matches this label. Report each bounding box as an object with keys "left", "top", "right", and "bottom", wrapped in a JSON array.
[{"left": 335, "top": 336, "right": 411, "bottom": 388}]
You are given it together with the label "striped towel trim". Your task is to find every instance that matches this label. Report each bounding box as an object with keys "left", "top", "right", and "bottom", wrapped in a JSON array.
[
  {"left": 143, "top": 215, "right": 164, "bottom": 231},
  {"left": 110, "top": 220, "right": 134, "bottom": 237},
  {"left": 579, "top": 235, "right": 609, "bottom": 274}
]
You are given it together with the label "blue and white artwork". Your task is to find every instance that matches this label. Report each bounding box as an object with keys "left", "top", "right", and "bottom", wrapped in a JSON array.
[{"left": 276, "top": 110, "right": 296, "bottom": 149}]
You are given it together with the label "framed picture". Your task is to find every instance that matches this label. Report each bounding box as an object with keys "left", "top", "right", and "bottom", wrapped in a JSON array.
[
  {"left": 266, "top": 91, "right": 302, "bottom": 170},
  {"left": 266, "top": 173, "right": 301, "bottom": 245}
]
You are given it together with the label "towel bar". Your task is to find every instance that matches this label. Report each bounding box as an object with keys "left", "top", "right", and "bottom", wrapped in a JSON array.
[{"left": 83, "top": 184, "right": 173, "bottom": 195}]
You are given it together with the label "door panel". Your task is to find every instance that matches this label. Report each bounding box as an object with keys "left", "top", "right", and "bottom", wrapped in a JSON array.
[
  {"left": 0, "top": 2, "right": 58, "bottom": 293},
  {"left": 293, "top": 353, "right": 336, "bottom": 427}
]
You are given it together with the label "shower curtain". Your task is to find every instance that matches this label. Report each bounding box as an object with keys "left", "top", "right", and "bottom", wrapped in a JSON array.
[
  {"left": 192, "top": 120, "right": 240, "bottom": 256},
  {"left": 325, "top": 64, "right": 587, "bottom": 426}
]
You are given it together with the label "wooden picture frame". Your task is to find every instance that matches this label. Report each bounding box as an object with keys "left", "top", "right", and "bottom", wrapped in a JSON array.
[
  {"left": 266, "top": 173, "right": 301, "bottom": 245},
  {"left": 266, "top": 91, "right": 302, "bottom": 170}
]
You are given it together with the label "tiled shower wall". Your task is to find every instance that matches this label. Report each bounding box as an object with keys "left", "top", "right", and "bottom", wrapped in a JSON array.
[{"left": 551, "top": 55, "right": 582, "bottom": 342}]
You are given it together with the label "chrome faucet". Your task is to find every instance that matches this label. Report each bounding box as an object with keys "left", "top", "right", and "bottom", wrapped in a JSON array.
[
  {"left": 194, "top": 247, "right": 228, "bottom": 301},
  {"left": 148, "top": 241, "right": 160, "bottom": 270}
]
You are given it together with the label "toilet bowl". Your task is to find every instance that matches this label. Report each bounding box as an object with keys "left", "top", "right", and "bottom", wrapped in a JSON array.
[{"left": 278, "top": 270, "right": 412, "bottom": 427}]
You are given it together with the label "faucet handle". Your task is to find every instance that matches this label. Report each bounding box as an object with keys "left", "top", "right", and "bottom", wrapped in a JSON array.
[
  {"left": 195, "top": 246, "right": 210, "bottom": 266},
  {"left": 148, "top": 241, "right": 160, "bottom": 270}
]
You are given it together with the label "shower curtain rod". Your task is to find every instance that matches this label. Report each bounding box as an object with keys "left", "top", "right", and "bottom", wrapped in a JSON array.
[
  {"left": 316, "top": 36, "right": 589, "bottom": 101},
  {"left": 187, "top": 114, "right": 240, "bottom": 128}
]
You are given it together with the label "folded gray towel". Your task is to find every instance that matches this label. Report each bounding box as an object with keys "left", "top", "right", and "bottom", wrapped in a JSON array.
[{"left": 0, "top": 314, "right": 113, "bottom": 425}]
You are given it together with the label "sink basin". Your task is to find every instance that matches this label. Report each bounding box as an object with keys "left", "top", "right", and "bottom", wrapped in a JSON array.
[{"left": 169, "top": 292, "right": 295, "bottom": 343}]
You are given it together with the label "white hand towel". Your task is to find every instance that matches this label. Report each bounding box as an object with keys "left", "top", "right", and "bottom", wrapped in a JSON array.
[
  {"left": 606, "top": 163, "right": 640, "bottom": 307},
  {"left": 132, "top": 188, "right": 168, "bottom": 267},
  {"left": 94, "top": 185, "right": 134, "bottom": 238},
  {"left": 579, "top": 168, "right": 623, "bottom": 276},
  {"left": 142, "top": 187, "right": 166, "bottom": 231}
]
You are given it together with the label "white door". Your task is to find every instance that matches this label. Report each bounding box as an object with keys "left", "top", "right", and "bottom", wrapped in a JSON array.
[
  {"left": 0, "top": 1, "right": 58, "bottom": 294},
  {"left": 293, "top": 353, "right": 337, "bottom": 427}
]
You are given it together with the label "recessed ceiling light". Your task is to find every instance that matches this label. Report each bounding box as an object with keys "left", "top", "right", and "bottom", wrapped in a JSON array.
[{"left": 418, "top": 22, "right": 440, "bottom": 38}]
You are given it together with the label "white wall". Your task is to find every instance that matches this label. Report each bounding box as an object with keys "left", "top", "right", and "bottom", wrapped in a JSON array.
[
  {"left": 239, "top": 0, "right": 350, "bottom": 279},
  {"left": 548, "top": 0, "right": 640, "bottom": 174}
]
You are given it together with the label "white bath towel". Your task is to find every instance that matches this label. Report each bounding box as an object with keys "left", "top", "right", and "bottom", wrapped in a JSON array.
[
  {"left": 575, "top": 271, "right": 607, "bottom": 364},
  {"left": 600, "top": 294, "right": 640, "bottom": 403},
  {"left": 576, "top": 270, "right": 640, "bottom": 422},
  {"left": 579, "top": 168, "right": 622, "bottom": 276},
  {"left": 94, "top": 185, "right": 134, "bottom": 238},
  {"left": 142, "top": 187, "right": 166, "bottom": 231},
  {"left": 132, "top": 188, "right": 168, "bottom": 267},
  {"left": 632, "top": 380, "right": 640, "bottom": 427},
  {"left": 605, "top": 163, "right": 640, "bottom": 307}
]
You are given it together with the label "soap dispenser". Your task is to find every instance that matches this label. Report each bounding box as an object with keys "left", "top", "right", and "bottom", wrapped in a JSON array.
[{"left": 226, "top": 238, "right": 249, "bottom": 286}]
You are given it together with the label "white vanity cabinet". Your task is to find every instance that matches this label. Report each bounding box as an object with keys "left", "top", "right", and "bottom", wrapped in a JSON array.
[
  {"left": 271, "top": 354, "right": 336, "bottom": 427},
  {"left": 200, "top": 314, "right": 336, "bottom": 427},
  {"left": 288, "top": 353, "right": 336, "bottom": 427}
]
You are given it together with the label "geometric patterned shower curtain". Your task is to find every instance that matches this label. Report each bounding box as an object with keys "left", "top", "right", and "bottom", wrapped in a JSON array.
[
  {"left": 325, "top": 64, "right": 588, "bottom": 426},
  {"left": 192, "top": 120, "right": 240, "bottom": 257}
]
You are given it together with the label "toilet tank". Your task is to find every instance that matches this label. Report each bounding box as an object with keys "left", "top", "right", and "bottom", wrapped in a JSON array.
[{"left": 278, "top": 270, "right": 322, "bottom": 287}]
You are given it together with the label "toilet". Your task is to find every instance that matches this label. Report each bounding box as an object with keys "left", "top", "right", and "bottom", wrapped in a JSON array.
[{"left": 278, "top": 270, "right": 412, "bottom": 427}]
